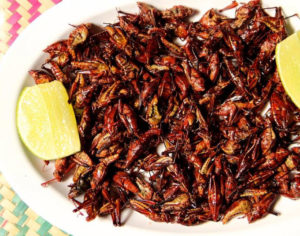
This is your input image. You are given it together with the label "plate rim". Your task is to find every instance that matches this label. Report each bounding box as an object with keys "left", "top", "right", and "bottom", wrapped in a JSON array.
[{"left": 0, "top": 0, "right": 300, "bottom": 235}]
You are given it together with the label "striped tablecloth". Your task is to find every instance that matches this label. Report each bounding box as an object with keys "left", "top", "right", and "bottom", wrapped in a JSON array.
[{"left": 0, "top": 1, "right": 69, "bottom": 235}]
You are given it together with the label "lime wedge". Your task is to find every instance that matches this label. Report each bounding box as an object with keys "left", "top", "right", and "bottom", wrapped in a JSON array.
[
  {"left": 276, "top": 31, "right": 300, "bottom": 108},
  {"left": 17, "top": 80, "right": 81, "bottom": 160}
]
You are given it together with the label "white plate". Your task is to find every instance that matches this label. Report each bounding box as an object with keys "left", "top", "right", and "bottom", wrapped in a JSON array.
[{"left": 0, "top": 0, "right": 300, "bottom": 235}]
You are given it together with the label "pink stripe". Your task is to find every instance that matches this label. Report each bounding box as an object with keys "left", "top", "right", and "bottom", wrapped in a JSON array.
[
  {"left": 1, "top": 220, "right": 8, "bottom": 228},
  {"left": 8, "top": 34, "right": 18, "bottom": 46},
  {"left": 8, "top": 22, "right": 21, "bottom": 35},
  {"left": 28, "top": 0, "right": 41, "bottom": 14},
  {"left": 52, "top": 0, "right": 62, "bottom": 4},
  {"left": 29, "top": 11, "right": 41, "bottom": 23},
  {"left": 8, "top": 1, "right": 20, "bottom": 12},
  {"left": 8, "top": 22, "right": 21, "bottom": 46},
  {"left": 28, "top": 0, "right": 39, "bottom": 5},
  {"left": 27, "top": 0, "right": 38, "bottom": 4},
  {"left": 7, "top": 12, "right": 21, "bottom": 25},
  {"left": 29, "top": 4, "right": 41, "bottom": 15}
]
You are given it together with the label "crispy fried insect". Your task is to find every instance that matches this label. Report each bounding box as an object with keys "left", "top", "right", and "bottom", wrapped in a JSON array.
[
  {"left": 222, "top": 199, "right": 251, "bottom": 224},
  {"left": 29, "top": 70, "right": 54, "bottom": 84},
  {"left": 35, "top": 0, "right": 300, "bottom": 227},
  {"left": 118, "top": 100, "right": 139, "bottom": 135},
  {"left": 162, "top": 5, "right": 195, "bottom": 19}
]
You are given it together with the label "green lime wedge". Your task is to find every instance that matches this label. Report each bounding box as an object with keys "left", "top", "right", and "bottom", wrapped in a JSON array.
[
  {"left": 276, "top": 31, "right": 300, "bottom": 108},
  {"left": 17, "top": 80, "right": 81, "bottom": 160}
]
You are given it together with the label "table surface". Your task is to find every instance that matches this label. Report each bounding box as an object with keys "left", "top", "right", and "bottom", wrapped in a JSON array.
[{"left": 0, "top": 1, "right": 69, "bottom": 235}]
